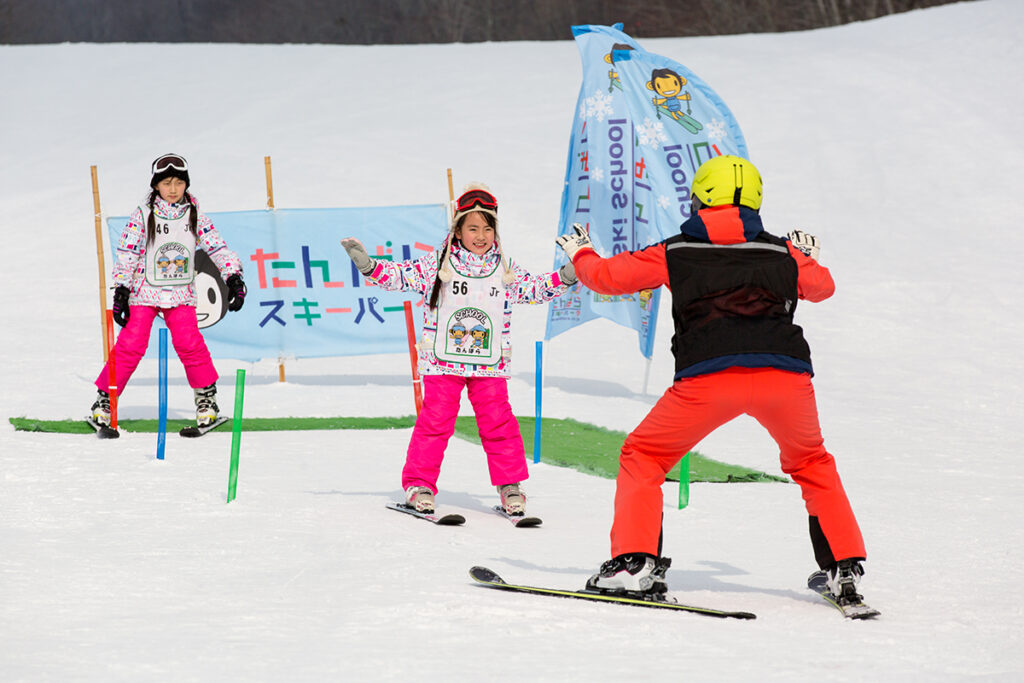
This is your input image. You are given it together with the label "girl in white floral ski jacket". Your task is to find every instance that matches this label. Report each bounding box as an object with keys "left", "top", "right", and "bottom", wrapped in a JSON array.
[
  {"left": 89, "top": 154, "right": 245, "bottom": 434},
  {"left": 341, "top": 183, "right": 576, "bottom": 518}
]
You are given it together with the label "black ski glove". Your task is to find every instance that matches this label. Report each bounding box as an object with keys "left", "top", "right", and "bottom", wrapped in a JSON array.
[
  {"left": 112, "top": 285, "right": 130, "bottom": 327},
  {"left": 226, "top": 274, "right": 247, "bottom": 312}
]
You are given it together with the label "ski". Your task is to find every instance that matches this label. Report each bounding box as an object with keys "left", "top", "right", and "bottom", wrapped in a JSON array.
[
  {"left": 807, "top": 570, "right": 880, "bottom": 619},
  {"left": 386, "top": 502, "right": 465, "bottom": 526},
  {"left": 179, "top": 416, "right": 229, "bottom": 438},
  {"left": 491, "top": 505, "right": 542, "bottom": 528},
  {"left": 469, "top": 566, "right": 755, "bottom": 620},
  {"left": 85, "top": 416, "right": 119, "bottom": 439}
]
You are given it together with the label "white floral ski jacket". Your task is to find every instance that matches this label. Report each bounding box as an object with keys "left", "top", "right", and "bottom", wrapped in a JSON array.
[
  {"left": 366, "top": 241, "right": 570, "bottom": 378},
  {"left": 111, "top": 193, "right": 243, "bottom": 308}
]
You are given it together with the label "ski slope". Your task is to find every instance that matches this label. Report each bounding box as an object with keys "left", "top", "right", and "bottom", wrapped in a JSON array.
[{"left": 1, "top": 1, "right": 1022, "bottom": 679}]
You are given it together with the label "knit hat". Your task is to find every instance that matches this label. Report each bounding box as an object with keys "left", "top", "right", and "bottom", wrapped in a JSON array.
[
  {"left": 439, "top": 182, "right": 513, "bottom": 285},
  {"left": 150, "top": 153, "right": 190, "bottom": 190}
]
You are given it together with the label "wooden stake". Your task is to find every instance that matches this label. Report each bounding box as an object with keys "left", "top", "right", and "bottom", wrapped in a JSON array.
[
  {"left": 264, "top": 156, "right": 285, "bottom": 382},
  {"left": 264, "top": 155, "right": 275, "bottom": 210},
  {"left": 91, "top": 165, "right": 109, "bottom": 362}
]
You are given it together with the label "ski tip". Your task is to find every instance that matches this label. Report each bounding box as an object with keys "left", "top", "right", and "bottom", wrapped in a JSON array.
[
  {"left": 469, "top": 566, "right": 505, "bottom": 584},
  {"left": 86, "top": 417, "right": 120, "bottom": 438}
]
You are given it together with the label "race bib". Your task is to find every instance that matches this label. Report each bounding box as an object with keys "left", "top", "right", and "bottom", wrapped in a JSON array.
[
  {"left": 434, "top": 266, "right": 505, "bottom": 366},
  {"left": 144, "top": 209, "right": 196, "bottom": 286}
]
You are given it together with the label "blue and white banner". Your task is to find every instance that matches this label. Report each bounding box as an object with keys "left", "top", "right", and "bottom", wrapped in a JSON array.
[
  {"left": 546, "top": 24, "right": 748, "bottom": 358},
  {"left": 107, "top": 204, "right": 447, "bottom": 362}
]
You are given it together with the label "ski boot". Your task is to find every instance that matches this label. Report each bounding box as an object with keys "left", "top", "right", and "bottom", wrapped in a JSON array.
[
  {"left": 497, "top": 483, "right": 526, "bottom": 516},
  {"left": 586, "top": 553, "right": 672, "bottom": 596},
  {"left": 825, "top": 558, "right": 866, "bottom": 604},
  {"left": 405, "top": 486, "right": 435, "bottom": 513},
  {"left": 90, "top": 390, "right": 111, "bottom": 426},
  {"left": 194, "top": 384, "right": 219, "bottom": 428}
]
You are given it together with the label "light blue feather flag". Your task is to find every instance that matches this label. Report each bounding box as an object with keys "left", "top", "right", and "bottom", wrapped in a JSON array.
[{"left": 546, "top": 24, "right": 748, "bottom": 359}]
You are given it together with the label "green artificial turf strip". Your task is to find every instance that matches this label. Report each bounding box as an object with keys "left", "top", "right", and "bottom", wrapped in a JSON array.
[
  {"left": 453, "top": 416, "right": 787, "bottom": 484},
  {"left": 9, "top": 415, "right": 787, "bottom": 484}
]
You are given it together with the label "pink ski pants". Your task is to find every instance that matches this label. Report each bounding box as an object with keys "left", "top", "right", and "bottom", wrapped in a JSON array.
[
  {"left": 95, "top": 305, "right": 218, "bottom": 396},
  {"left": 402, "top": 374, "right": 528, "bottom": 493}
]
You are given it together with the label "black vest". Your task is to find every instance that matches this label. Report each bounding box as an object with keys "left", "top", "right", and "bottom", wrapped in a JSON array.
[{"left": 664, "top": 231, "right": 812, "bottom": 375}]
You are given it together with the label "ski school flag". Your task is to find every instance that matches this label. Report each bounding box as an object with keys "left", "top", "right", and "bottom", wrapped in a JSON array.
[
  {"left": 106, "top": 204, "right": 446, "bottom": 362},
  {"left": 546, "top": 24, "right": 748, "bottom": 358}
]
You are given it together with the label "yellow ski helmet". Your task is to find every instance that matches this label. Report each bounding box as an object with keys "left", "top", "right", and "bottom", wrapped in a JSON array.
[{"left": 691, "top": 155, "right": 763, "bottom": 211}]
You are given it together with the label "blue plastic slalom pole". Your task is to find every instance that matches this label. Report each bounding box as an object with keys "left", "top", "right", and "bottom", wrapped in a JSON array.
[
  {"left": 534, "top": 341, "right": 543, "bottom": 464},
  {"left": 156, "top": 328, "right": 168, "bottom": 460}
]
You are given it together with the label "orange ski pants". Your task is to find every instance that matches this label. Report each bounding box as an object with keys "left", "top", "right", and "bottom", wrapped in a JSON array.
[{"left": 611, "top": 367, "right": 865, "bottom": 562}]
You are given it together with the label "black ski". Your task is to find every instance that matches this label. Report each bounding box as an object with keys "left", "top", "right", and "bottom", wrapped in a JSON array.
[
  {"left": 386, "top": 502, "right": 465, "bottom": 526},
  {"left": 469, "top": 566, "right": 755, "bottom": 620},
  {"left": 180, "top": 416, "right": 230, "bottom": 438},
  {"left": 807, "top": 570, "right": 880, "bottom": 619},
  {"left": 85, "top": 416, "right": 119, "bottom": 439},
  {"left": 491, "top": 505, "right": 542, "bottom": 527}
]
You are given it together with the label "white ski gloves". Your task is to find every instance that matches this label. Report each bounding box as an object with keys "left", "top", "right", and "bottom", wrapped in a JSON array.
[
  {"left": 341, "top": 237, "right": 375, "bottom": 275},
  {"left": 787, "top": 230, "right": 820, "bottom": 261},
  {"left": 555, "top": 223, "right": 594, "bottom": 261},
  {"left": 558, "top": 262, "right": 578, "bottom": 286}
]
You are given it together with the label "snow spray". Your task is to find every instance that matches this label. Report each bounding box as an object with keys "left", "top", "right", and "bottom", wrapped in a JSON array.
[
  {"left": 227, "top": 368, "right": 245, "bottom": 503},
  {"left": 534, "top": 341, "right": 542, "bottom": 464},
  {"left": 156, "top": 328, "right": 167, "bottom": 460}
]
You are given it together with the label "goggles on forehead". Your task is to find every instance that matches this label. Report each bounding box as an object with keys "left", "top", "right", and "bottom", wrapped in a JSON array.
[
  {"left": 152, "top": 154, "right": 188, "bottom": 174},
  {"left": 455, "top": 189, "right": 498, "bottom": 214}
]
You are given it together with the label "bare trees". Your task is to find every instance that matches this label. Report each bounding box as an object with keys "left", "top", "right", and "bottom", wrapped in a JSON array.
[{"left": 0, "top": 0, "right": 975, "bottom": 44}]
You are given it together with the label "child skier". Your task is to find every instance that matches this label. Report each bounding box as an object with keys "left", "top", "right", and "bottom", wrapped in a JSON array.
[
  {"left": 556, "top": 155, "right": 871, "bottom": 611},
  {"left": 89, "top": 153, "right": 246, "bottom": 435},
  {"left": 341, "top": 183, "right": 576, "bottom": 517}
]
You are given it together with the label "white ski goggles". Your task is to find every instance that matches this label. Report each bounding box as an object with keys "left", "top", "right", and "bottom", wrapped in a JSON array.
[{"left": 151, "top": 154, "right": 188, "bottom": 174}]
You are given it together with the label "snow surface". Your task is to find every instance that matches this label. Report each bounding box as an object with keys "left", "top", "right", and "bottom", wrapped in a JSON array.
[{"left": 2, "top": 1, "right": 1023, "bottom": 680}]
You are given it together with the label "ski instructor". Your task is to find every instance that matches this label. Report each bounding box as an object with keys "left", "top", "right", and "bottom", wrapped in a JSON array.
[{"left": 556, "top": 154, "right": 870, "bottom": 609}]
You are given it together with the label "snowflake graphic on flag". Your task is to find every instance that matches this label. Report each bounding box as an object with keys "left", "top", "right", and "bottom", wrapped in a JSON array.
[
  {"left": 637, "top": 117, "right": 668, "bottom": 149},
  {"left": 706, "top": 118, "right": 728, "bottom": 142},
  {"left": 591, "top": 167, "right": 605, "bottom": 182},
  {"left": 584, "top": 89, "right": 614, "bottom": 122},
  {"left": 657, "top": 195, "right": 672, "bottom": 209}
]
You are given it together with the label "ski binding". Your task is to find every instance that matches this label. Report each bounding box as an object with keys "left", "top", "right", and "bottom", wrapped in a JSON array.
[
  {"left": 180, "top": 416, "right": 230, "bottom": 438},
  {"left": 469, "top": 566, "right": 755, "bottom": 620},
  {"left": 807, "top": 570, "right": 880, "bottom": 619},
  {"left": 386, "top": 501, "right": 465, "bottom": 526},
  {"left": 85, "top": 416, "right": 119, "bottom": 439},
  {"left": 491, "top": 505, "right": 542, "bottom": 527}
]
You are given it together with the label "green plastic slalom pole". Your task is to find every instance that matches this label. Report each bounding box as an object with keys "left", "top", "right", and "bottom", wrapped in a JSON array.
[
  {"left": 678, "top": 452, "right": 690, "bottom": 509},
  {"left": 227, "top": 368, "right": 245, "bottom": 503}
]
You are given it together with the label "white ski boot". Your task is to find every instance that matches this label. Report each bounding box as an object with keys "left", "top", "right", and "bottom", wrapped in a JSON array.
[
  {"left": 90, "top": 390, "right": 111, "bottom": 426},
  {"left": 405, "top": 486, "right": 435, "bottom": 513},
  {"left": 497, "top": 483, "right": 526, "bottom": 516},
  {"left": 194, "top": 384, "right": 219, "bottom": 428},
  {"left": 586, "top": 553, "right": 672, "bottom": 595}
]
